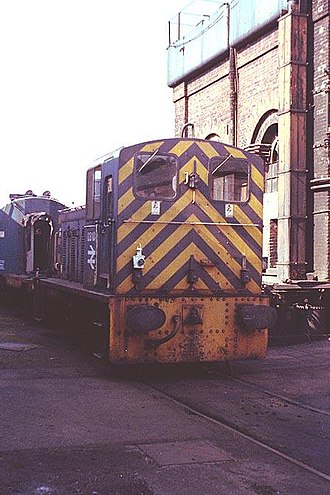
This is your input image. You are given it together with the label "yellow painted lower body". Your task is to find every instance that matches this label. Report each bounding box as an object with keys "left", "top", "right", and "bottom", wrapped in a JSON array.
[{"left": 108, "top": 294, "right": 269, "bottom": 364}]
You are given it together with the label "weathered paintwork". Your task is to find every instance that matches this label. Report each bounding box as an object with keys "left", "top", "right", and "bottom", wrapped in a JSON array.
[
  {"left": 0, "top": 138, "right": 272, "bottom": 364},
  {"left": 108, "top": 295, "right": 269, "bottom": 364},
  {"left": 116, "top": 139, "right": 264, "bottom": 295}
]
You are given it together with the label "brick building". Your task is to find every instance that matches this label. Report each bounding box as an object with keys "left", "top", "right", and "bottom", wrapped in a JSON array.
[{"left": 167, "top": 0, "right": 330, "bottom": 283}]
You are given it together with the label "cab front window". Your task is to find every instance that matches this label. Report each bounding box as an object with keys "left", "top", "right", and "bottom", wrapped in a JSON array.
[
  {"left": 210, "top": 156, "right": 250, "bottom": 202},
  {"left": 134, "top": 152, "right": 177, "bottom": 199}
]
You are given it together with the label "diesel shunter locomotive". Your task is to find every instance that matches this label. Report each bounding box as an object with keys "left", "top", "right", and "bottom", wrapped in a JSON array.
[{"left": 0, "top": 138, "right": 276, "bottom": 363}]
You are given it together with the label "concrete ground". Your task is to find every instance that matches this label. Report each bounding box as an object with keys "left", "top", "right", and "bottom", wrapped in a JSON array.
[{"left": 0, "top": 307, "right": 329, "bottom": 495}]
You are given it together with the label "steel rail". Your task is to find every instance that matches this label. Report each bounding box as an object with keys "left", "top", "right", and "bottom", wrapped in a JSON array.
[
  {"left": 223, "top": 374, "right": 330, "bottom": 417},
  {"left": 140, "top": 381, "right": 330, "bottom": 482}
]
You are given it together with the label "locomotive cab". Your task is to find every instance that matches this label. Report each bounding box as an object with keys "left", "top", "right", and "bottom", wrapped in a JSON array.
[
  {"left": 0, "top": 193, "right": 65, "bottom": 277},
  {"left": 79, "top": 138, "right": 276, "bottom": 363}
]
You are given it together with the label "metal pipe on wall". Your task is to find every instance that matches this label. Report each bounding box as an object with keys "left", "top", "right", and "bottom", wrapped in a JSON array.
[
  {"left": 229, "top": 47, "right": 238, "bottom": 147},
  {"left": 225, "top": 2, "right": 237, "bottom": 147}
]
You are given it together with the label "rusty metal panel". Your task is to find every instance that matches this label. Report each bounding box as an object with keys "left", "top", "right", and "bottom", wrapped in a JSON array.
[{"left": 108, "top": 295, "right": 268, "bottom": 364}]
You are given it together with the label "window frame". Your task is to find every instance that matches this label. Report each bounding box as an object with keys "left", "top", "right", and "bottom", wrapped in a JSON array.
[
  {"left": 208, "top": 155, "right": 251, "bottom": 203},
  {"left": 86, "top": 165, "right": 102, "bottom": 221},
  {"left": 133, "top": 151, "right": 178, "bottom": 201}
]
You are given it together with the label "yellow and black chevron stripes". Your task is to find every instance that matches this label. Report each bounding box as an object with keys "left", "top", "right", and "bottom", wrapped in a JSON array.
[
  {"left": 116, "top": 207, "right": 262, "bottom": 294},
  {"left": 234, "top": 201, "right": 262, "bottom": 246},
  {"left": 118, "top": 142, "right": 259, "bottom": 218},
  {"left": 167, "top": 140, "right": 196, "bottom": 157},
  {"left": 117, "top": 213, "right": 250, "bottom": 293},
  {"left": 116, "top": 138, "right": 264, "bottom": 296},
  {"left": 251, "top": 163, "right": 264, "bottom": 192},
  {"left": 169, "top": 140, "right": 237, "bottom": 161},
  {"left": 118, "top": 188, "right": 263, "bottom": 277},
  {"left": 223, "top": 145, "right": 247, "bottom": 158},
  {"left": 196, "top": 190, "right": 262, "bottom": 274},
  {"left": 145, "top": 242, "right": 216, "bottom": 292},
  {"left": 117, "top": 189, "right": 193, "bottom": 247},
  {"left": 178, "top": 156, "right": 208, "bottom": 185},
  {"left": 118, "top": 157, "right": 134, "bottom": 187}
]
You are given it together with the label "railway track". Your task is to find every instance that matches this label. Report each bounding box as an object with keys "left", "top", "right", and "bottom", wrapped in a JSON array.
[
  {"left": 224, "top": 374, "right": 330, "bottom": 417},
  {"left": 1, "top": 305, "right": 329, "bottom": 494},
  {"left": 137, "top": 362, "right": 330, "bottom": 483}
]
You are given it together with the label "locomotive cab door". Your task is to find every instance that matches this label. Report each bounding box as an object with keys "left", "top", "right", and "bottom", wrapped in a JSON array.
[
  {"left": 33, "top": 219, "right": 52, "bottom": 273},
  {"left": 84, "top": 166, "right": 101, "bottom": 288},
  {"left": 83, "top": 166, "right": 115, "bottom": 290},
  {"left": 24, "top": 213, "right": 53, "bottom": 275},
  {"left": 98, "top": 175, "right": 115, "bottom": 289}
]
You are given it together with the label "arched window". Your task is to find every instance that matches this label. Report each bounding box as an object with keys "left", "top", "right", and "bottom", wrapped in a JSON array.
[
  {"left": 249, "top": 111, "right": 279, "bottom": 193},
  {"left": 249, "top": 111, "right": 279, "bottom": 272},
  {"left": 266, "top": 137, "right": 278, "bottom": 193}
]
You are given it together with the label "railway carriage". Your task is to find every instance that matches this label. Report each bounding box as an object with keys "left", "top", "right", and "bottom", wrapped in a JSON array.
[{"left": 0, "top": 138, "right": 276, "bottom": 363}]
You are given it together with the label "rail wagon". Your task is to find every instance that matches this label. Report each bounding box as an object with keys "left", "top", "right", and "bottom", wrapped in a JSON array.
[{"left": 0, "top": 138, "right": 276, "bottom": 363}]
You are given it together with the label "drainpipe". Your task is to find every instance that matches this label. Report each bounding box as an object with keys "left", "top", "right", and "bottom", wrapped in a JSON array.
[
  {"left": 310, "top": 68, "right": 330, "bottom": 279},
  {"left": 225, "top": 2, "right": 237, "bottom": 147},
  {"left": 224, "top": 2, "right": 230, "bottom": 49},
  {"left": 229, "top": 47, "right": 238, "bottom": 147},
  {"left": 184, "top": 81, "right": 189, "bottom": 127},
  {"left": 325, "top": 68, "right": 330, "bottom": 150},
  {"left": 181, "top": 82, "right": 194, "bottom": 137}
]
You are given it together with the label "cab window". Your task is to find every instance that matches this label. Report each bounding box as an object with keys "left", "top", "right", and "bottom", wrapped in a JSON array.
[
  {"left": 134, "top": 152, "right": 177, "bottom": 199},
  {"left": 86, "top": 166, "right": 102, "bottom": 220},
  {"left": 210, "top": 156, "right": 249, "bottom": 202}
]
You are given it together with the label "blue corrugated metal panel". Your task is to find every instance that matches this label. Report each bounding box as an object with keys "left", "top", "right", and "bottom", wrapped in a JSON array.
[
  {"left": 0, "top": 197, "right": 66, "bottom": 274},
  {"left": 167, "top": 0, "right": 288, "bottom": 87},
  {"left": 0, "top": 210, "right": 24, "bottom": 274}
]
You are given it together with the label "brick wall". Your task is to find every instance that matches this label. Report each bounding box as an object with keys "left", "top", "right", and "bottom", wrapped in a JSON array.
[
  {"left": 173, "top": 62, "right": 232, "bottom": 140},
  {"left": 173, "top": 29, "right": 279, "bottom": 145},
  {"left": 237, "top": 30, "right": 279, "bottom": 148},
  {"left": 171, "top": 1, "right": 330, "bottom": 281}
]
